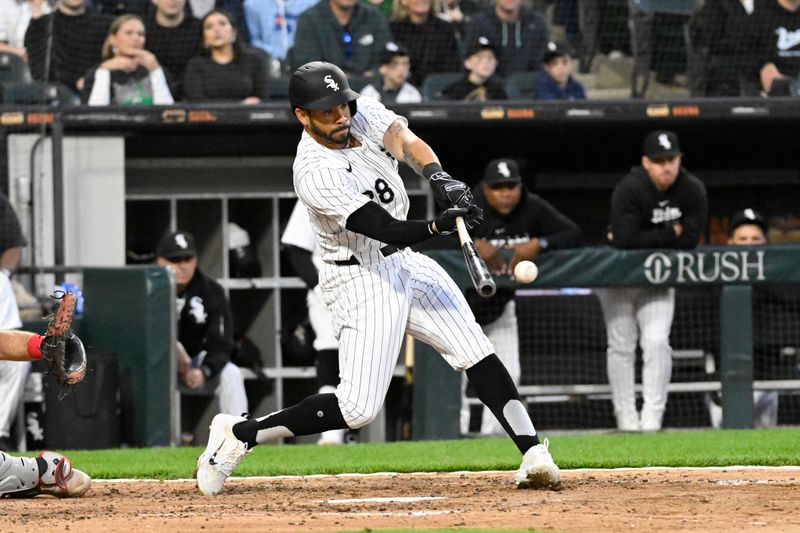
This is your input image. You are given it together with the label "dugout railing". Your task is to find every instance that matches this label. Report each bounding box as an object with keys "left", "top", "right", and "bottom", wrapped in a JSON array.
[{"left": 418, "top": 245, "right": 800, "bottom": 438}]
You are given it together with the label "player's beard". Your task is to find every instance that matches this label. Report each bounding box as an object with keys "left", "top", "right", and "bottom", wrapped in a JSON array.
[{"left": 309, "top": 118, "right": 350, "bottom": 148}]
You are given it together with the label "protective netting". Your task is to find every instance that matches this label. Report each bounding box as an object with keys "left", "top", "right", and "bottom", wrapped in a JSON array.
[
  {"left": 5, "top": 0, "right": 799, "bottom": 105},
  {"left": 466, "top": 285, "right": 800, "bottom": 433}
]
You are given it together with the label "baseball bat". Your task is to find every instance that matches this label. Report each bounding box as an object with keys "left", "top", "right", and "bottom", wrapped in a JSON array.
[
  {"left": 456, "top": 217, "right": 496, "bottom": 298},
  {"left": 401, "top": 334, "right": 415, "bottom": 440}
]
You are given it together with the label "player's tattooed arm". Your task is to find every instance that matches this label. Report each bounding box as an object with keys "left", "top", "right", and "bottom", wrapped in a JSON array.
[{"left": 382, "top": 119, "right": 439, "bottom": 174}]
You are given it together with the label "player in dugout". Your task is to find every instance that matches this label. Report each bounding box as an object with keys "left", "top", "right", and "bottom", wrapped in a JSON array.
[{"left": 195, "top": 61, "right": 562, "bottom": 496}]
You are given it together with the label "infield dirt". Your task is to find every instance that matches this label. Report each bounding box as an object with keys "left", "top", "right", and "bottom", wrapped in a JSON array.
[{"left": 4, "top": 468, "right": 799, "bottom": 532}]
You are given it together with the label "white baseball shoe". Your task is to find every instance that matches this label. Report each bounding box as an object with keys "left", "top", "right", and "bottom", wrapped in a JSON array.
[
  {"left": 514, "top": 438, "right": 562, "bottom": 490},
  {"left": 196, "top": 413, "right": 252, "bottom": 496},
  {"left": 317, "top": 428, "right": 346, "bottom": 445},
  {"left": 37, "top": 451, "right": 92, "bottom": 497},
  {"left": 615, "top": 409, "right": 641, "bottom": 432}
]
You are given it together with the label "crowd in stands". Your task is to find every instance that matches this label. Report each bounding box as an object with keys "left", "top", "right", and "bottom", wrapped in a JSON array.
[{"left": 2, "top": 0, "right": 800, "bottom": 105}]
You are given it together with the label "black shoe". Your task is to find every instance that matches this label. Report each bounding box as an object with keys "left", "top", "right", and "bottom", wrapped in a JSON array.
[
  {"left": 0, "top": 436, "right": 16, "bottom": 452},
  {"left": 344, "top": 429, "right": 360, "bottom": 444}
]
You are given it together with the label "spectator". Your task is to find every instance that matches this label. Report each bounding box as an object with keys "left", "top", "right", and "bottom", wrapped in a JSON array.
[
  {"left": 24, "top": 0, "right": 112, "bottom": 93},
  {"left": 288, "top": 0, "right": 392, "bottom": 77},
  {"left": 183, "top": 9, "right": 268, "bottom": 103},
  {"left": 435, "top": 0, "right": 479, "bottom": 40},
  {"left": 359, "top": 41, "right": 422, "bottom": 103},
  {"left": 82, "top": 14, "right": 174, "bottom": 105},
  {"left": 156, "top": 230, "right": 248, "bottom": 423},
  {"left": 460, "top": 158, "right": 582, "bottom": 435},
  {"left": 0, "top": 194, "right": 27, "bottom": 451},
  {"left": 244, "top": 0, "right": 317, "bottom": 75},
  {"left": 462, "top": 0, "right": 550, "bottom": 78},
  {"left": 388, "top": 0, "right": 461, "bottom": 87},
  {"left": 697, "top": 0, "right": 759, "bottom": 96},
  {"left": 215, "top": 0, "right": 250, "bottom": 45},
  {"left": 704, "top": 208, "right": 779, "bottom": 429},
  {"left": 596, "top": 130, "right": 708, "bottom": 432},
  {"left": 756, "top": 0, "right": 800, "bottom": 96},
  {"left": 281, "top": 200, "right": 360, "bottom": 445},
  {"left": 535, "top": 40, "right": 586, "bottom": 100},
  {"left": 361, "top": 0, "right": 392, "bottom": 19},
  {"left": 145, "top": 0, "right": 201, "bottom": 99},
  {"left": 441, "top": 35, "right": 507, "bottom": 101},
  {"left": 0, "top": 0, "right": 51, "bottom": 63}
]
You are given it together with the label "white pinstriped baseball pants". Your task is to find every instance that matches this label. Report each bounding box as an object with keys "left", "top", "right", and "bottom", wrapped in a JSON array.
[
  {"left": 320, "top": 249, "right": 495, "bottom": 429},
  {"left": 596, "top": 287, "right": 675, "bottom": 427}
]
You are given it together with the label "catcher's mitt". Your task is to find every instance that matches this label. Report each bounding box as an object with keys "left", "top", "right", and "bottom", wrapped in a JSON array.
[{"left": 43, "top": 291, "right": 87, "bottom": 392}]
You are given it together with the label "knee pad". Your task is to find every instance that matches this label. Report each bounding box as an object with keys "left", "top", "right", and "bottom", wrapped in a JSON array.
[{"left": 0, "top": 453, "right": 40, "bottom": 497}]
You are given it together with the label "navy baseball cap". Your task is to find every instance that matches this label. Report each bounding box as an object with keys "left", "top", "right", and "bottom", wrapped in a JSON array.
[
  {"left": 157, "top": 230, "right": 197, "bottom": 260},
  {"left": 484, "top": 159, "right": 522, "bottom": 186},
  {"left": 643, "top": 130, "right": 682, "bottom": 158},
  {"left": 542, "top": 41, "right": 573, "bottom": 63},
  {"left": 466, "top": 36, "right": 496, "bottom": 58},
  {"left": 379, "top": 42, "right": 409, "bottom": 66},
  {"left": 729, "top": 208, "right": 767, "bottom": 236}
]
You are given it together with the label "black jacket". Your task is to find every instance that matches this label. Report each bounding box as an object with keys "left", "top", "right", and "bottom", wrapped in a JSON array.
[
  {"left": 608, "top": 166, "right": 708, "bottom": 249},
  {"left": 177, "top": 268, "right": 235, "bottom": 379},
  {"left": 467, "top": 181, "right": 582, "bottom": 322}
]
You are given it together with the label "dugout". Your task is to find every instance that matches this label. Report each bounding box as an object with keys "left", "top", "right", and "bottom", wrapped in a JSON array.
[{"left": 3, "top": 98, "right": 800, "bottom": 442}]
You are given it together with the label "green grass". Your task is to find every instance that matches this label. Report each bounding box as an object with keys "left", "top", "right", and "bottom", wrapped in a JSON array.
[{"left": 54, "top": 427, "right": 800, "bottom": 480}]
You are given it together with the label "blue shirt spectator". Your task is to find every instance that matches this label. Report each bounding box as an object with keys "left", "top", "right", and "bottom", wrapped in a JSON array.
[
  {"left": 244, "top": 0, "right": 317, "bottom": 62},
  {"left": 534, "top": 70, "right": 585, "bottom": 100},
  {"left": 535, "top": 40, "right": 586, "bottom": 100}
]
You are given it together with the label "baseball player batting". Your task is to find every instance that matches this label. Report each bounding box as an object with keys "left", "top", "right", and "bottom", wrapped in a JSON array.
[{"left": 195, "top": 61, "right": 561, "bottom": 495}]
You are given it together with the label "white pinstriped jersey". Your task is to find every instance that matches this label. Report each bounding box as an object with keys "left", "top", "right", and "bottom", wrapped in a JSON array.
[
  {"left": 281, "top": 200, "right": 323, "bottom": 272},
  {"left": 293, "top": 96, "right": 410, "bottom": 265}
]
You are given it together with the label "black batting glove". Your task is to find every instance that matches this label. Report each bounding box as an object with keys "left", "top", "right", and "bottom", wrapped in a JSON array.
[
  {"left": 422, "top": 163, "right": 473, "bottom": 210},
  {"left": 429, "top": 172, "right": 474, "bottom": 210},
  {"left": 429, "top": 205, "right": 483, "bottom": 235}
]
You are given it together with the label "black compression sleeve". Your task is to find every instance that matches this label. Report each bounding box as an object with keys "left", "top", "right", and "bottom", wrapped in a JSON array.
[
  {"left": 346, "top": 202, "right": 433, "bottom": 248},
  {"left": 285, "top": 244, "right": 319, "bottom": 288}
]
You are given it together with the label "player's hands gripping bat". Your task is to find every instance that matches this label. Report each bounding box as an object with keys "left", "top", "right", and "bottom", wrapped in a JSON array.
[
  {"left": 42, "top": 291, "right": 87, "bottom": 395},
  {"left": 456, "top": 216, "right": 496, "bottom": 298},
  {"left": 429, "top": 205, "right": 483, "bottom": 235}
]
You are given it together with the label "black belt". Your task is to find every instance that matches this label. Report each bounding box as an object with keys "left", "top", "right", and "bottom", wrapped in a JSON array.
[{"left": 333, "top": 245, "right": 400, "bottom": 266}]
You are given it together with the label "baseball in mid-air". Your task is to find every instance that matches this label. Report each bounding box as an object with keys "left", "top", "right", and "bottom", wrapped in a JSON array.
[{"left": 514, "top": 261, "right": 538, "bottom": 283}]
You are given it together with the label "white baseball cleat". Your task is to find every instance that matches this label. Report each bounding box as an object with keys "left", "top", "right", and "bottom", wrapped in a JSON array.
[
  {"left": 196, "top": 414, "right": 251, "bottom": 496},
  {"left": 514, "top": 438, "right": 562, "bottom": 490},
  {"left": 38, "top": 451, "right": 92, "bottom": 497},
  {"left": 317, "top": 428, "right": 346, "bottom": 445}
]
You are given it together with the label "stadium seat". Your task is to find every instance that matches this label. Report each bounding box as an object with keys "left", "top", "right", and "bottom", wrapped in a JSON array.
[
  {"left": 630, "top": 0, "right": 702, "bottom": 98},
  {"left": 421, "top": 72, "right": 462, "bottom": 102},
  {"left": 505, "top": 71, "right": 539, "bottom": 100},
  {"left": 1, "top": 81, "right": 79, "bottom": 106},
  {"left": 269, "top": 74, "right": 290, "bottom": 101},
  {"left": 0, "top": 52, "right": 30, "bottom": 85},
  {"left": 349, "top": 75, "right": 374, "bottom": 92}
]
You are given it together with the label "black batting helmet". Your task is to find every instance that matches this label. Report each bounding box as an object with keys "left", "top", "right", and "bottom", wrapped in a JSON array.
[{"left": 289, "top": 61, "right": 359, "bottom": 114}]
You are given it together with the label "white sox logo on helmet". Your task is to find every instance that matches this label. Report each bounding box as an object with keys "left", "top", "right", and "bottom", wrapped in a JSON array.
[
  {"left": 324, "top": 75, "right": 340, "bottom": 92},
  {"left": 658, "top": 134, "right": 672, "bottom": 150}
]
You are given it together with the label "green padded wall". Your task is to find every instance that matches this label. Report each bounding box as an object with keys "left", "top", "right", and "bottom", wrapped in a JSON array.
[{"left": 81, "top": 267, "right": 173, "bottom": 447}]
